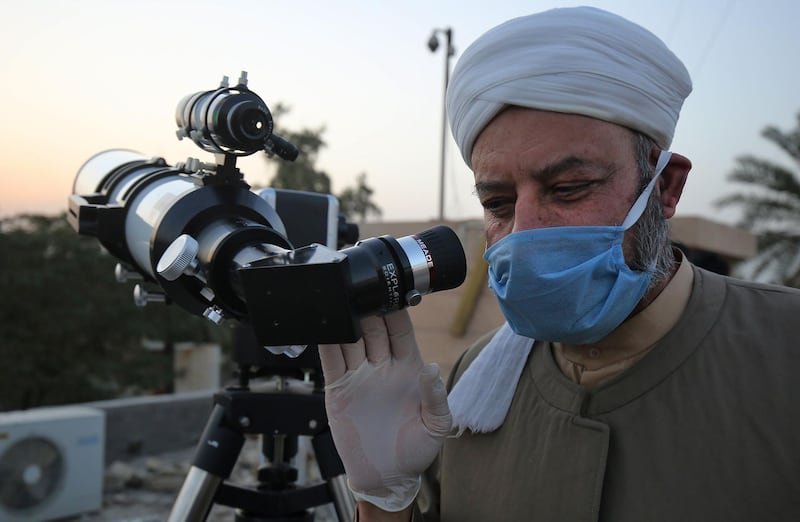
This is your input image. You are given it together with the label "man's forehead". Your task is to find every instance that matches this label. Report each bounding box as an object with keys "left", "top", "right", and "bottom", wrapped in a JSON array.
[
  {"left": 471, "top": 107, "right": 638, "bottom": 169},
  {"left": 473, "top": 153, "right": 617, "bottom": 186}
]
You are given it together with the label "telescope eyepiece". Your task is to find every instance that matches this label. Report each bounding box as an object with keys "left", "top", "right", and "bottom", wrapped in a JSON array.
[{"left": 210, "top": 93, "right": 273, "bottom": 151}]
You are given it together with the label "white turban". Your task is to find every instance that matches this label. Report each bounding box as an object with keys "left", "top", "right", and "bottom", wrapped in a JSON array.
[{"left": 446, "top": 6, "right": 692, "bottom": 168}]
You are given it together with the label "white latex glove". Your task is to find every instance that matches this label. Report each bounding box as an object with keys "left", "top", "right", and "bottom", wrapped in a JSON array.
[{"left": 318, "top": 309, "right": 452, "bottom": 512}]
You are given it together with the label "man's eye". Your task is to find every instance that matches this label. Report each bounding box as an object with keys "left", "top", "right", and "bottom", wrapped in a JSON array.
[
  {"left": 481, "top": 199, "right": 515, "bottom": 220},
  {"left": 552, "top": 182, "right": 590, "bottom": 196},
  {"left": 481, "top": 198, "right": 508, "bottom": 211}
]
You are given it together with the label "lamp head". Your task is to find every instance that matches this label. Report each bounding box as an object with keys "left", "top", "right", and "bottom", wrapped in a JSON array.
[{"left": 427, "top": 32, "right": 439, "bottom": 52}]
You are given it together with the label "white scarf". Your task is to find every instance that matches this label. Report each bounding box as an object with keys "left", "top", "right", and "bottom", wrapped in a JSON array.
[{"left": 448, "top": 323, "right": 534, "bottom": 433}]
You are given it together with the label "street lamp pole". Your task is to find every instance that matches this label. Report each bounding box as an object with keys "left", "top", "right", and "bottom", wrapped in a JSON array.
[{"left": 428, "top": 27, "right": 454, "bottom": 222}]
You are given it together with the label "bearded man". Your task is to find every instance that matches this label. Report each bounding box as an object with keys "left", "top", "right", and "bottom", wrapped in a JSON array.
[{"left": 319, "top": 7, "right": 800, "bottom": 521}]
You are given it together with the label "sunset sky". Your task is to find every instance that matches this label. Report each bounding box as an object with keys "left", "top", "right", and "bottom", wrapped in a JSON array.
[{"left": 1, "top": 0, "right": 798, "bottom": 225}]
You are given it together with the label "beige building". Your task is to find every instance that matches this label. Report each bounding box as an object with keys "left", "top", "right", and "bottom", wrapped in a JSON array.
[{"left": 358, "top": 216, "right": 757, "bottom": 379}]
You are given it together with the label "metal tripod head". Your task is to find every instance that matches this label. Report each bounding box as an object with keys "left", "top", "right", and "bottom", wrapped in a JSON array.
[{"left": 166, "top": 325, "right": 354, "bottom": 522}]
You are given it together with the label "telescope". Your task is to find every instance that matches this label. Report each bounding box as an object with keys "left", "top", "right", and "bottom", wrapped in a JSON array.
[
  {"left": 68, "top": 72, "right": 468, "bottom": 353},
  {"left": 67, "top": 72, "right": 468, "bottom": 522}
]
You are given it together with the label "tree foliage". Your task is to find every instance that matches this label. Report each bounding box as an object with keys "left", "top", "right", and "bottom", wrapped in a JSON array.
[
  {"left": 715, "top": 112, "right": 800, "bottom": 287},
  {"left": 0, "top": 214, "right": 231, "bottom": 411},
  {"left": 266, "top": 105, "right": 381, "bottom": 222},
  {"left": 269, "top": 125, "right": 332, "bottom": 194},
  {"left": 338, "top": 173, "right": 383, "bottom": 222}
]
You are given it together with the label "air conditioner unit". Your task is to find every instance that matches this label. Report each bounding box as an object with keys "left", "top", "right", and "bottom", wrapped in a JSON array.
[{"left": 0, "top": 406, "right": 105, "bottom": 522}]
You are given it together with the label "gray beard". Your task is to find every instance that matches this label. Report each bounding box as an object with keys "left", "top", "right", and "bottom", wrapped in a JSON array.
[{"left": 629, "top": 190, "right": 675, "bottom": 287}]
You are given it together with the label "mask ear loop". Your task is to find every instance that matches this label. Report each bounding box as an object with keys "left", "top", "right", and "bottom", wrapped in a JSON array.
[{"left": 622, "top": 150, "right": 672, "bottom": 230}]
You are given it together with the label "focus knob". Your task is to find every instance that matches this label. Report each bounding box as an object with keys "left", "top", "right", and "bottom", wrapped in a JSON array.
[{"left": 157, "top": 234, "right": 200, "bottom": 281}]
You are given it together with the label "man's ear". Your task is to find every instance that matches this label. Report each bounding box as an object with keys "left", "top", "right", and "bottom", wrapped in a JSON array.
[{"left": 658, "top": 153, "right": 691, "bottom": 219}]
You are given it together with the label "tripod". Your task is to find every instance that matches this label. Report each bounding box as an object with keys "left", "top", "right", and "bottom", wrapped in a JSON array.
[{"left": 167, "top": 329, "right": 355, "bottom": 522}]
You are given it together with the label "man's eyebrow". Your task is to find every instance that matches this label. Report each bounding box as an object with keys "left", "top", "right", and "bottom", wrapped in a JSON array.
[
  {"left": 535, "top": 155, "right": 595, "bottom": 180},
  {"left": 474, "top": 179, "right": 512, "bottom": 196},
  {"left": 474, "top": 155, "right": 606, "bottom": 195}
]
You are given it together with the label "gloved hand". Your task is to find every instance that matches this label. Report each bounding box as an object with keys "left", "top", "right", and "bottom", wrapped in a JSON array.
[{"left": 318, "top": 309, "right": 452, "bottom": 512}]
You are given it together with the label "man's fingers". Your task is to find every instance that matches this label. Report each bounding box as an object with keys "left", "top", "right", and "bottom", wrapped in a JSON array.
[
  {"left": 318, "top": 344, "right": 346, "bottom": 384},
  {"left": 418, "top": 363, "right": 452, "bottom": 436},
  {"left": 384, "top": 309, "right": 418, "bottom": 360},
  {"left": 318, "top": 337, "right": 367, "bottom": 384},
  {"left": 360, "top": 315, "right": 392, "bottom": 364},
  {"left": 341, "top": 337, "right": 368, "bottom": 371},
  {"left": 319, "top": 310, "right": 416, "bottom": 385}
]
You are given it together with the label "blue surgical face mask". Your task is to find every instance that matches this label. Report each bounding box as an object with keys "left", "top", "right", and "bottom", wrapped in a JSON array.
[{"left": 484, "top": 150, "right": 672, "bottom": 344}]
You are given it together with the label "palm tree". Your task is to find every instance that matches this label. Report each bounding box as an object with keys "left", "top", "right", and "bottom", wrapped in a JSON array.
[{"left": 715, "top": 112, "right": 800, "bottom": 288}]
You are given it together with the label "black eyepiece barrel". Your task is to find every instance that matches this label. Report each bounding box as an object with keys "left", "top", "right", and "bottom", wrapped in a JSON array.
[{"left": 403, "top": 225, "right": 467, "bottom": 293}]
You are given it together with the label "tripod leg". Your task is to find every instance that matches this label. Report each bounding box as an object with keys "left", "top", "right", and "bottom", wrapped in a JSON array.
[
  {"left": 328, "top": 474, "right": 355, "bottom": 522},
  {"left": 312, "top": 429, "right": 355, "bottom": 521},
  {"left": 168, "top": 403, "right": 246, "bottom": 522},
  {"left": 168, "top": 466, "right": 225, "bottom": 521}
]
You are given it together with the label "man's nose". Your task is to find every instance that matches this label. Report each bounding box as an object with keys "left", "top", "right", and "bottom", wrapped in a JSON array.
[{"left": 511, "top": 199, "right": 547, "bottom": 234}]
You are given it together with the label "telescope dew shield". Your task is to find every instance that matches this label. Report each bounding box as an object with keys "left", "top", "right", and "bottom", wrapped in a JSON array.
[{"left": 69, "top": 149, "right": 182, "bottom": 269}]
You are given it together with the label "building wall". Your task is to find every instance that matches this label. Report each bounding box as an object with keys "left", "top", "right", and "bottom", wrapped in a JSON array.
[{"left": 669, "top": 215, "right": 757, "bottom": 265}]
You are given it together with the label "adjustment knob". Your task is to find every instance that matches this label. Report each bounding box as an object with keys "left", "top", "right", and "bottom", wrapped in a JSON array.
[
  {"left": 405, "top": 289, "right": 423, "bottom": 306},
  {"left": 133, "top": 284, "right": 167, "bottom": 307},
  {"left": 157, "top": 234, "right": 200, "bottom": 281},
  {"left": 114, "top": 263, "right": 143, "bottom": 283}
]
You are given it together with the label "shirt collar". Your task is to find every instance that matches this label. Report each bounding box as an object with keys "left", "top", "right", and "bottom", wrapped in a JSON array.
[{"left": 555, "top": 250, "right": 694, "bottom": 372}]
